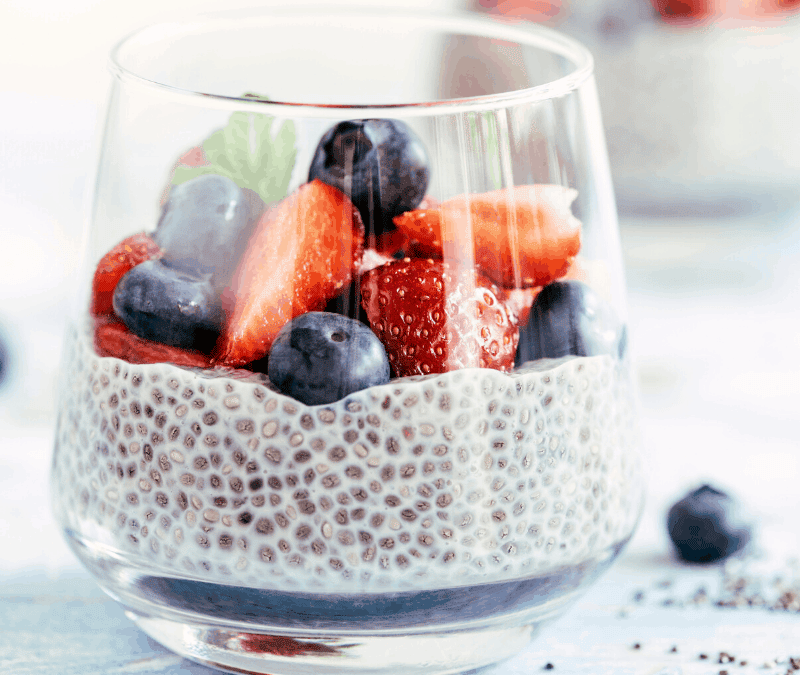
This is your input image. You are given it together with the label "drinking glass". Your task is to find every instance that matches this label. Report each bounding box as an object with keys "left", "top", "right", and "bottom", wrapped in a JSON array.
[{"left": 51, "top": 8, "right": 644, "bottom": 674}]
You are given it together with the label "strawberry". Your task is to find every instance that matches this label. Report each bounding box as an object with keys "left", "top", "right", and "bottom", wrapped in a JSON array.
[
  {"left": 177, "top": 145, "right": 208, "bottom": 168},
  {"left": 90, "top": 233, "right": 162, "bottom": 315},
  {"left": 393, "top": 184, "right": 581, "bottom": 289},
  {"left": 217, "top": 180, "right": 364, "bottom": 366},
  {"left": 651, "top": 0, "right": 710, "bottom": 22},
  {"left": 360, "top": 258, "right": 518, "bottom": 377},
  {"left": 371, "top": 229, "right": 410, "bottom": 258},
  {"left": 239, "top": 633, "right": 338, "bottom": 656},
  {"left": 94, "top": 316, "right": 212, "bottom": 368},
  {"left": 505, "top": 287, "right": 540, "bottom": 326},
  {"left": 364, "top": 195, "right": 439, "bottom": 259}
]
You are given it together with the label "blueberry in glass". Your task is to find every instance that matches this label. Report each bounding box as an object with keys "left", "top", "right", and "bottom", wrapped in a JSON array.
[{"left": 309, "top": 119, "right": 430, "bottom": 239}]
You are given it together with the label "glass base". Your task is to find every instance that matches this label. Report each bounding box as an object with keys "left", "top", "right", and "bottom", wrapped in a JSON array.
[
  {"left": 64, "top": 527, "right": 628, "bottom": 675},
  {"left": 126, "top": 610, "right": 537, "bottom": 675}
]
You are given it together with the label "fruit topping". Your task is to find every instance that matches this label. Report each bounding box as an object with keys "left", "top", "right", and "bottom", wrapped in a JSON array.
[
  {"left": 515, "top": 280, "right": 624, "bottom": 366},
  {"left": 238, "top": 633, "right": 339, "bottom": 657},
  {"left": 393, "top": 184, "right": 581, "bottom": 289},
  {"left": 178, "top": 145, "right": 208, "bottom": 168},
  {"left": 218, "top": 179, "right": 365, "bottom": 366},
  {"left": 171, "top": 106, "right": 297, "bottom": 205},
  {"left": 309, "top": 119, "right": 430, "bottom": 242},
  {"left": 90, "top": 233, "right": 163, "bottom": 315},
  {"left": 667, "top": 485, "right": 753, "bottom": 564},
  {"left": 155, "top": 174, "right": 257, "bottom": 293},
  {"left": 267, "top": 312, "right": 390, "bottom": 405},
  {"left": 93, "top": 315, "right": 213, "bottom": 368},
  {"left": 505, "top": 287, "right": 541, "bottom": 327},
  {"left": 113, "top": 260, "right": 224, "bottom": 352},
  {"left": 360, "top": 257, "right": 519, "bottom": 377}
]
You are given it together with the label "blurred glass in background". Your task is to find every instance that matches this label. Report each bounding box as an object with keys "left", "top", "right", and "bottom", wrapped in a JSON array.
[{"left": 468, "top": 0, "right": 800, "bottom": 216}]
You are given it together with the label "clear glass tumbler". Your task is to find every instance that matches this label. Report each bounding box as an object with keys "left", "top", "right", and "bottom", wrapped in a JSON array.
[{"left": 51, "top": 8, "right": 644, "bottom": 674}]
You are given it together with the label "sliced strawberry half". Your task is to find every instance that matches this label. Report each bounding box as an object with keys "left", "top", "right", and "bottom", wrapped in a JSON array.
[
  {"left": 360, "top": 257, "right": 518, "bottom": 377},
  {"left": 94, "top": 316, "right": 213, "bottom": 368},
  {"left": 393, "top": 184, "right": 581, "bottom": 289},
  {"left": 90, "top": 233, "right": 163, "bottom": 315},
  {"left": 217, "top": 180, "right": 365, "bottom": 366}
]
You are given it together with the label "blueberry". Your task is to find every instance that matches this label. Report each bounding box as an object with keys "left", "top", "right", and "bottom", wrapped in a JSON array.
[
  {"left": 667, "top": 485, "right": 753, "bottom": 564},
  {"left": 0, "top": 322, "right": 10, "bottom": 389},
  {"left": 155, "top": 174, "right": 257, "bottom": 291},
  {"left": 308, "top": 119, "right": 430, "bottom": 239},
  {"left": 515, "top": 280, "right": 626, "bottom": 366},
  {"left": 268, "top": 312, "right": 390, "bottom": 406},
  {"left": 113, "top": 259, "right": 223, "bottom": 351}
]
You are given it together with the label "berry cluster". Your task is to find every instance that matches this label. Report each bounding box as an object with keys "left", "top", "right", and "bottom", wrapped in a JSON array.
[{"left": 92, "top": 116, "right": 626, "bottom": 406}]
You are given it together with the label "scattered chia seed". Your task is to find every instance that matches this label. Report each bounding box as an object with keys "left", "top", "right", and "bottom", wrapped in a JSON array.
[
  {"left": 634, "top": 556, "right": 800, "bottom": 614},
  {"left": 543, "top": 663, "right": 554, "bottom": 670}
]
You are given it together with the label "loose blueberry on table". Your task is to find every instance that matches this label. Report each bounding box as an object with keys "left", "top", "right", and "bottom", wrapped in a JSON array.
[{"left": 667, "top": 485, "right": 753, "bottom": 564}]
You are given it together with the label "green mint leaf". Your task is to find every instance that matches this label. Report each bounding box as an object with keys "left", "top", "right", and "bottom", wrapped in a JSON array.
[{"left": 174, "top": 101, "right": 297, "bottom": 206}]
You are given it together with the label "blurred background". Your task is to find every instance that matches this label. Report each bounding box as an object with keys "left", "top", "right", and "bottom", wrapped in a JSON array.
[{"left": 1, "top": 0, "right": 799, "bottom": 573}]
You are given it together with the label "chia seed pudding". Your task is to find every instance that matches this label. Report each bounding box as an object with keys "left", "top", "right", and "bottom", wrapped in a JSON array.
[{"left": 52, "top": 321, "right": 642, "bottom": 595}]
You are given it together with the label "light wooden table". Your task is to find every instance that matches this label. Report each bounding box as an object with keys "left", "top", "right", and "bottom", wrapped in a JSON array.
[{"left": 3, "top": 209, "right": 800, "bottom": 674}]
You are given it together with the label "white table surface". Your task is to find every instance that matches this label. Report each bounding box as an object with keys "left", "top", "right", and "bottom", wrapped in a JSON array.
[{"left": 2, "top": 91, "right": 800, "bottom": 674}]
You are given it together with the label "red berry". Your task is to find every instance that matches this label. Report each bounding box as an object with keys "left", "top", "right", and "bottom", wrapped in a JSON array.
[
  {"left": 239, "top": 633, "right": 338, "bottom": 656},
  {"left": 93, "top": 315, "right": 212, "bottom": 368},
  {"left": 217, "top": 180, "right": 364, "bottom": 366},
  {"left": 505, "top": 287, "right": 540, "bottom": 326},
  {"left": 393, "top": 184, "right": 581, "bottom": 289},
  {"left": 371, "top": 229, "right": 410, "bottom": 258},
  {"left": 360, "top": 258, "right": 519, "bottom": 377},
  {"left": 178, "top": 145, "right": 208, "bottom": 168},
  {"left": 651, "top": 0, "right": 710, "bottom": 22},
  {"left": 90, "top": 233, "right": 162, "bottom": 315}
]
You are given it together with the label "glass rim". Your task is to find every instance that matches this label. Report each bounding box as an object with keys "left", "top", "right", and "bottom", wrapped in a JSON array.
[{"left": 109, "top": 6, "right": 595, "bottom": 117}]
